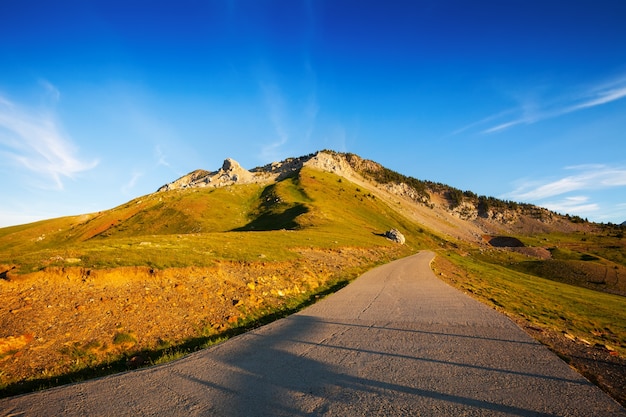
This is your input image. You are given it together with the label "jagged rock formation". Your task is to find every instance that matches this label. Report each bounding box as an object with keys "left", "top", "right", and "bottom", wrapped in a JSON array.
[
  {"left": 158, "top": 152, "right": 362, "bottom": 192},
  {"left": 158, "top": 158, "right": 263, "bottom": 191}
]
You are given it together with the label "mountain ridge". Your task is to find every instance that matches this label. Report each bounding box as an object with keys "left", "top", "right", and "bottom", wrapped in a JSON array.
[
  {"left": 0, "top": 150, "right": 596, "bottom": 257},
  {"left": 156, "top": 150, "right": 592, "bottom": 240}
]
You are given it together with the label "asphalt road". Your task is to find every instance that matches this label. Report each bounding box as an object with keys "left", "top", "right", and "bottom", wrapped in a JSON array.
[{"left": 2, "top": 251, "right": 625, "bottom": 416}]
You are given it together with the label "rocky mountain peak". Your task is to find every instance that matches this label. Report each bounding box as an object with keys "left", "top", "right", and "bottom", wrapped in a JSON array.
[{"left": 221, "top": 158, "right": 241, "bottom": 172}]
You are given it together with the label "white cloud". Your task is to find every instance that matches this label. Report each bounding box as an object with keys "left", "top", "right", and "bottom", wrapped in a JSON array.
[
  {"left": 508, "top": 165, "right": 626, "bottom": 201},
  {"left": 259, "top": 80, "right": 319, "bottom": 162},
  {"left": 454, "top": 74, "right": 626, "bottom": 135},
  {"left": 482, "top": 119, "right": 525, "bottom": 134},
  {"left": 155, "top": 145, "right": 170, "bottom": 167},
  {"left": 561, "top": 85, "right": 626, "bottom": 114},
  {"left": 260, "top": 82, "right": 289, "bottom": 160},
  {"left": 38, "top": 79, "right": 61, "bottom": 103},
  {"left": 541, "top": 196, "right": 599, "bottom": 216},
  {"left": 448, "top": 108, "right": 517, "bottom": 137},
  {"left": 0, "top": 90, "right": 98, "bottom": 189},
  {"left": 257, "top": 60, "right": 320, "bottom": 162},
  {"left": 122, "top": 171, "right": 143, "bottom": 195}
]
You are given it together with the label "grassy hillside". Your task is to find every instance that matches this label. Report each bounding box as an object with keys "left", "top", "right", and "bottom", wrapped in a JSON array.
[
  {"left": 1, "top": 152, "right": 624, "bottom": 402},
  {"left": 0, "top": 167, "right": 430, "bottom": 275}
]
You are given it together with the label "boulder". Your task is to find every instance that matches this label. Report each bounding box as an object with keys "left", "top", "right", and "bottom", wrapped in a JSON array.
[{"left": 385, "top": 229, "right": 405, "bottom": 244}]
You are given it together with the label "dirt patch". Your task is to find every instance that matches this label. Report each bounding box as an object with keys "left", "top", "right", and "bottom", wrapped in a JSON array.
[
  {"left": 509, "top": 246, "right": 552, "bottom": 259},
  {"left": 483, "top": 236, "right": 552, "bottom": 260}
]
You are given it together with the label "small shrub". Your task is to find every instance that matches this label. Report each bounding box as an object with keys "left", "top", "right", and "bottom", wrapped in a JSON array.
[{"left": 113, "top": 332, "right": 136, "bottom": 345}]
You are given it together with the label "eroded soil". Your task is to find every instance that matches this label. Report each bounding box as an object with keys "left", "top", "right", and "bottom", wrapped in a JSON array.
[{"left": 0, "top": 247, "right": 400, "bottom": 395}]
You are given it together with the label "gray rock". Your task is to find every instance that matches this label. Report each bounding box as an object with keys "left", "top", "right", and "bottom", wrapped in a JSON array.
[{"left": 385, "top": 228, "right": 405, "bottom": 244}]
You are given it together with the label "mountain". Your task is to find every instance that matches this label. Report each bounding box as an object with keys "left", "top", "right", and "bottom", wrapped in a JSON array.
[{"left": 156, "top": 150, "right": 591, "bottom": 239}]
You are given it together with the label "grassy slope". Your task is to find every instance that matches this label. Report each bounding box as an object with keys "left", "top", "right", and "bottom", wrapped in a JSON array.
[
  {"left": 434, "top": 247, "right": 626, "bottom": 355},
  {"left": 0, "top": 166, "right": 429, "bottom": 395}
]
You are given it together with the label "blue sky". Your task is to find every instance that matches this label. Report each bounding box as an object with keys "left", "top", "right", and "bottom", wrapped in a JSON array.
[{"left": 1, "top": 1, "right": 626, "bottom": 227}]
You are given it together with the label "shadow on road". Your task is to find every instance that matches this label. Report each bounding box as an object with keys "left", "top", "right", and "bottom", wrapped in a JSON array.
[{"left": 170, "top": 314, "right": 574, "bottom": 416}]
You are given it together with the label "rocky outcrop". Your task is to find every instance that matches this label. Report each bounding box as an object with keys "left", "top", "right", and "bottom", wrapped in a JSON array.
[
  {"left": 385, "top": 229, "right": 406, "bottom": 244},
  {"left": 157, "top": 151, "right": 364, "bottom": 193},
  {"left": 215, "top": 158, "right": 255, "bottom": 184},
  {"left": 304, "top": 151, "right": 355, "bottom": 178},
  {"left": 158, "top": 158, "right": 265, "bottom": 192},
  {"left": 157, "top": 169, "right": 210, "bottom": 192},
  {"left": 381, "top": 182, "right": 430, "bottom": 205},
  {"left": 155, "top": 151, "right": 577, "bottom": 238},
  {"left": 253, "top": 155, "right": 313, "bottom": 179}
]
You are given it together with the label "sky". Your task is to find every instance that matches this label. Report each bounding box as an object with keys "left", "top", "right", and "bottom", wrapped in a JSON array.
[{"left": 1, "top": 0, "right": 626, "bottom": 227}]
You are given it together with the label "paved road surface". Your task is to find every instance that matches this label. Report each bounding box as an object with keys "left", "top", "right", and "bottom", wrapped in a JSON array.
[{"left": 2, "top": 251, "right": 625, "bottom": 416}]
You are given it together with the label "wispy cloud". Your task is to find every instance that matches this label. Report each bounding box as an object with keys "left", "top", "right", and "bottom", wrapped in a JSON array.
[
  {"left": 504, "top": 165, "right": 626, "bottom": 220},
  {"left": 155, "top": 145, "right": 170, "bottom": 167},
  {"left": 121, "top": 171, "right": 143, "bottom": 195},
  {"left": 541, "top": 196, "right": 599, "bottom": 216},
  {"left": 0, "top": 87, "right": 98, "bottom": 189},
  {"left": 38, "top": 79, "right": 61, "bottom": 103},
  {"left": 259, "top": 78, "right": 319, "bottom": 161},
  {"left": 508, "top": 164, "right": 626, "bottom": 201},
  {"left": 260, "top": 82, "right": 290, "bottom": 160},
  {"left": 455, "top": 74, "right": 626, "bottom": 135}
]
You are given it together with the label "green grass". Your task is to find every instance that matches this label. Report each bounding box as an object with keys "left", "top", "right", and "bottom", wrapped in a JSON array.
[
  {"left": 112, "top": 332, "right": 137, "bottom": 345},
  {"left": 3, "top": 161, "right": 624, "bottom": 397},
  {"left": 436, "top": 250, "right": 626, "bottom": 354},
  {"left": 523, "top": 231, "right": 626, "bottom": 267}
]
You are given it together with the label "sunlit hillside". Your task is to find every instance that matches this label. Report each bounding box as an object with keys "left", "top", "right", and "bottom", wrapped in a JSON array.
[{"left": 1, "top": 150, "right": 624, "bottom": 404}]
